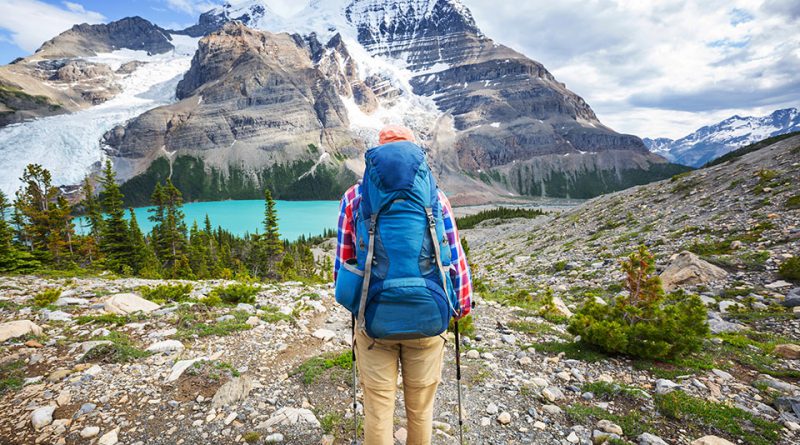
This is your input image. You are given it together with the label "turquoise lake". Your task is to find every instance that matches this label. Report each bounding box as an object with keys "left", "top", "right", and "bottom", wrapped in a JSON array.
[{"left": 74, "top": 200, "right": 341, "bottom": 240}]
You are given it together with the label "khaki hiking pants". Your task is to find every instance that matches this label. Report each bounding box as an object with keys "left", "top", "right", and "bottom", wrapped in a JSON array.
[{"left": 355, "top": 329, "right": 446, "bottom": 445}]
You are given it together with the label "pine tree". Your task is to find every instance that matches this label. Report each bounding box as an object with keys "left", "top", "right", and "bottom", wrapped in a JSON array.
[
  {"left": 148, "top": 183, "right": 167, "bottom": 264},
  {"left": 47, "top": 195, "right": 75, "bottom": 265},
  {"left": 129, "top": 209, "right": 159, "bottom": 277},
  {"left": 99, "top": 160, "right": 133, "bottom": 273},
  {"left": 149, "top": 179, "right": 189, "bottom": 278},
  {"left": 263, "top": 189, "right": 283, "bottom": 257},
  {"left": 13, "top": 164, "right": 74, "bottom": 265},
  {"left": 0, "top": 191, "right": 22, "bottom": 271},
  {"left": 82, "top": 176, "right": 104, "bottom": 242},
  {"left": 0, "top": 191, "right": 38, "bottom": 272},
  {"left": 188, "top": 221, "right": 209, "bottom": 279}
]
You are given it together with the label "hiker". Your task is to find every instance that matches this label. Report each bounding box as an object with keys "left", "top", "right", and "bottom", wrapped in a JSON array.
[{"left": 334, "top": 125, "right": 473, "bottom": 445}]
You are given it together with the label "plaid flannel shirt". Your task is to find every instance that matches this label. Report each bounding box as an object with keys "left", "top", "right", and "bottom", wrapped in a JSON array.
[{"left": 334, "top": 183, "right": 473, "bottom": 319}]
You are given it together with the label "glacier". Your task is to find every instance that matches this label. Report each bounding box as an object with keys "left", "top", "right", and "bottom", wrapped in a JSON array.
[{"left": 0, "top": 35, "right": 198, "bottom": 197}]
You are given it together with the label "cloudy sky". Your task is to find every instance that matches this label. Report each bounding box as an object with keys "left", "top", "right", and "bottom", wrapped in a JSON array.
[{"left": 0, "top": 0, "right": 797, "bottom": 138}]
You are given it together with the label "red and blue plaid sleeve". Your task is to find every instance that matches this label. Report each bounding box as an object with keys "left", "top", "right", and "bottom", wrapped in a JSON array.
[
  {"left": 334, "top": 184, "right": 360, "bottom": 282},
  {"left": 439, "top": 191, "right": 472, "bottom": 319}
]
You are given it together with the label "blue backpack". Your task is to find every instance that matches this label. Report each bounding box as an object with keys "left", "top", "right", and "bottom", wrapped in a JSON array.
[{"left": 335, "top": 141, "right": 460, "bottom": 339}]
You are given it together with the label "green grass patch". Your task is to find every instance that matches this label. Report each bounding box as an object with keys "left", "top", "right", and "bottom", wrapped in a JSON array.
[
  {"left": 242, "top": 431, "right": 261, "bottom": 443},
  {"left": 82, "top": 332, "right": 151, "bottom": 363},
  {"left": 564, "top": 404, "right": 652, "bottom": 437},
  {"left": 0, "top": 360, "right": 25, "bottom": 394},
  {"left": 786, "top": 195, "right": 800, "bottom": 210},
  {"left": 533, "top": 341, "right": 609, "bottom": 362},
  {"left": 185, "top": 359, "right": 240, "bottom": 381},
  {"left": 292, "top": 350, "right": 352, "bottom": 385},
  {"left": 507, "top": 320, "right": 569, "bottom": 339},
  {"left": 174, "top": 310, "right": 252, "bottom": 339},
  {"left": 259, "top": 304, "right": 292, "bottom": 323},
  {"left": 76, "top": 313, "right": 134, "bottom": 326},
  {"left": 654, "top": 391, "right": 780, "bottom": 445},
  {"left": 779, "top": 257, "right": 800, "bottom": 281}
]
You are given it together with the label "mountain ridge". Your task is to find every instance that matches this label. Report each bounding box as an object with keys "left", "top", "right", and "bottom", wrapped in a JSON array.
[{"left": 644, "top": 107, "right": 800, "bottom": 167}]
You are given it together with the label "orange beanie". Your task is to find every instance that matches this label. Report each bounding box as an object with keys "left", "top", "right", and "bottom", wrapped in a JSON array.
[{"left": 378, "top": 125, "right": 416, "bottom": 145}]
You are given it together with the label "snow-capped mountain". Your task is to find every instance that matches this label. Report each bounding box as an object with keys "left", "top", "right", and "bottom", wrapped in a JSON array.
[
  {"left": 1, "top": 0, "right": 687, "bottom": 204},
  {"left": 644, "top": 108, "right": 800, "bottom": 167}
]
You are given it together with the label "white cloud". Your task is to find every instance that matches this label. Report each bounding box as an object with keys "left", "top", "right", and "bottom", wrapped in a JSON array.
[
  {"left": 163, "top": 0, "right": 303, "bottom": 18},
  {"left": 0, "top": 0, "right": 105, "bottom": 52},
  {"left": 165, "top": 0, "right": 218, "bottom": 15},
  {"left": 465, "top": 0, "right": 800, "bottom": 138}
]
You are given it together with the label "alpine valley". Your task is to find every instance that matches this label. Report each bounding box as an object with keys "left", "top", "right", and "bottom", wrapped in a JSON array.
[{"left": 0, "top": 0, "right": 690, "bottom": 205}]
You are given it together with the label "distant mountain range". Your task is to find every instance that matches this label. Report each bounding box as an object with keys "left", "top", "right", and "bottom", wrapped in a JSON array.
[
  {"left": 644, "top": 108, "right": 800, "bottom": 167},
  {"left": 0, "top": 0, "right": 689, "bottom": 204}
]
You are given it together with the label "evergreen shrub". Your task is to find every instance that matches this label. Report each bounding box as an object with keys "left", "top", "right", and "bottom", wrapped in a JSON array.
[{"left": 568, "top": 246, "right": 709, "bottom": 359}]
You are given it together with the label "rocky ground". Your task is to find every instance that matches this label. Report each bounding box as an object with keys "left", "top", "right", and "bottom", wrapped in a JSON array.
[{"left": 1, "top": 136, "right": 799, "bottom": 445}]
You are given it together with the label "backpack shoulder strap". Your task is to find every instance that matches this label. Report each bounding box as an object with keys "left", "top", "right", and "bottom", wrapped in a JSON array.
[{"left": 356, "top": 213, "right": 378, "bottom": 333}]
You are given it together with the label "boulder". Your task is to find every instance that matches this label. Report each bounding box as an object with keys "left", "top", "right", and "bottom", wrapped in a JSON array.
[
  {"left": 497, "top": 412, "right": 512, "bottom": 425},
  {"left": 660, "top": 251, "right": 727, "bottom": 291},
  {"left": 638, "top": 432, "right": 668, "bottom": 445},
  {"left": 655, "top": 379, "right": 681, "bottom": 395},
  {"left": 98, "top": 427, "right": 119, "bottom": 445},
  {"left": 782, "top": 288, "right": 800, "bottom": 307},
  {"left": 596, "top": 419, "right": 623, "bottom": 435},
  {"left": 690, "top": 436, "right": 735, "bottom": 445},
  {"left": 0, "top": 320, "right": 43, "bottom": 342},
  {"left": 552, "top": 296, "right": 574, "bottom": 318},
  {"left": 707, "top": 312, "right": 745, "bottom": 334},
  {"left": 166, "top": 357, "right": 207, "bottom": 382},
  {"left": 753, "top": 374, "right": 800, "bottom": 394},
  {"left": 260, "top": 407, "right": 320, "bottom": 428},
  {"left": 774, "top": 397, "right": 800, "bottom": 417},
  {"left": 773, "top": 344, "right": 800, "bottom": 359},
  {"left": 31, "top": 406, "right": 56, "bottom": 430},
  {"left": 42, "top": 309, "right": 73, "bottom": 322},
  {"left": 145, "top": 340, "right": 185, "bottom": 354},
  {"left": 211, "top": 375, "right": 253, "bottom": 408},
  {"left": 103, "top": 293, "right": 160, "bottom": 315},
  {"left": 236, "top": 303, "right": 256, "bottom": 314},
  {"left": 55, "top": 297, "right": 89, "bottom": 306},
  {"left": 312, "top": 329, "right": 336, "bottom": 342},
  {"left": 80, "top": 426, "right": 100, "bottom": 438}
]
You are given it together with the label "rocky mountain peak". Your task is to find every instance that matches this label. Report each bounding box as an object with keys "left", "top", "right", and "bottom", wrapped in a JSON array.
[
  {"left": 344, "top": 0, "right": 481, "bottom": 65},
  {"left": 34, "top": 16, "right": 174, "bottom": 59},
  {"left": 645, "top": 107, "right": 800, "bottom": 167}
]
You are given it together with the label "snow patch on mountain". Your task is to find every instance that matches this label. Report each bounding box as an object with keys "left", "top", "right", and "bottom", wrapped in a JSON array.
[
  {"left": 0, "top": 36, "right": 198, "bottom": 196},
  {"left": 645, "top": 108, "right": 800, "bottom": 167}
]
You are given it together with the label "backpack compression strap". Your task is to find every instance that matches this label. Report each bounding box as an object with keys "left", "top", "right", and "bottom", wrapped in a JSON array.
[
  {"left": 426, "top": 207, "right": 459, "bottom": 318},
  {"left": 356, "top": 214, "right": 378, "bottom": 333}
]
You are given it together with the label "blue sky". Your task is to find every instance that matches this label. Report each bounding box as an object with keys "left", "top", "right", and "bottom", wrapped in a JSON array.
[{"left": 0, "top": 0, "right": 797, "bottom": 138}]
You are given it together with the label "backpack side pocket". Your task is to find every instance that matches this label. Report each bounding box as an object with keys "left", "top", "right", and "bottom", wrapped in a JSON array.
[{"left": 335, "top": 258, "right": 364, "bottom": 314}]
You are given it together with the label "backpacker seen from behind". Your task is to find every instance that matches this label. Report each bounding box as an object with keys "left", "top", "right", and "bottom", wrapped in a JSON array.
[{"left": 335, "top": 141, "right": 459, "bottom": 339}]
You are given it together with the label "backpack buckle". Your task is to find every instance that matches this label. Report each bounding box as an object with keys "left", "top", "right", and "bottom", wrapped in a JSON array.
[{"left": 427, "top": 215, "right": 436, "bottom": 227}]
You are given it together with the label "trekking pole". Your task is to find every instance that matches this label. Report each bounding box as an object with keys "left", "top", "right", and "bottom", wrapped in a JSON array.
[
  {"left": 454, "top": 320, "right": 464, "bottom": 444},
  {"left": 351, "top": 314, "right": 358, "bottom": 445}
]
